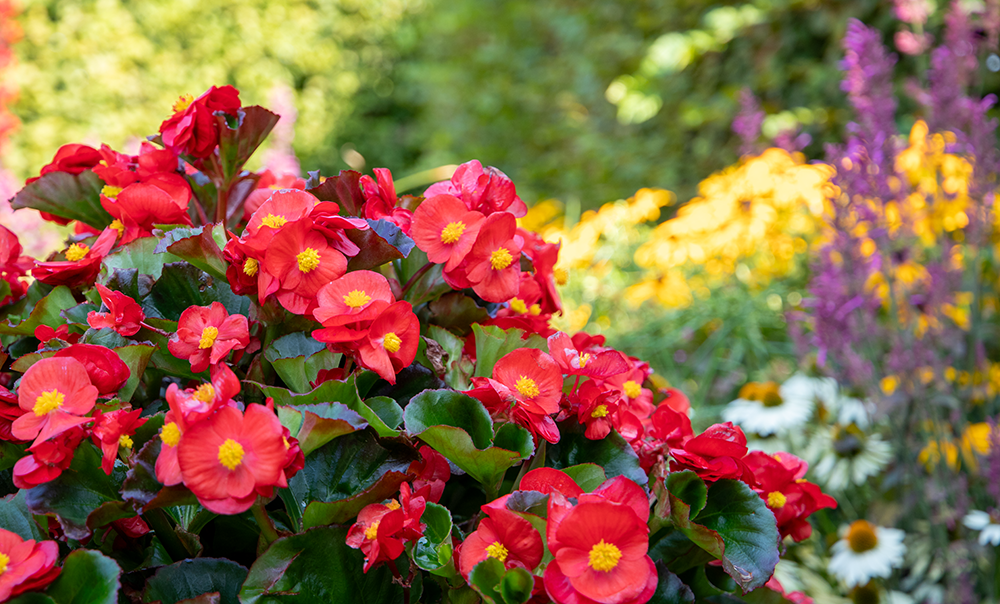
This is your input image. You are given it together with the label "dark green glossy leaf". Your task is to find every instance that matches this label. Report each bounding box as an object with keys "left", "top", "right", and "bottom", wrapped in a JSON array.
[
  {"left": 405, "top": 390, "right": 531, "bottom": 495},
  {"left": 0, "top": 286, "right": 76, "bottom": 336},
  {"left": 426, "top": 324, "right": 472, "bottom": 390},
  {"left": 121, "top": 437, "right": 197, "bottom": 514},
  {"left": 427, "top": 292, "right": 489, "bottom": 337},
  {"left": 560, "top": 463, "right": 606, "bottom": 492},
  {"left": 694, "top": 479, "right": 780, "bottom": 593},
  {"left": 467, "top": 557, "right": 505, "bottom": 604},
  {"left": 0, "top": 441, "right": 26, "bottom": 472},
  {"left": 647, "top": 562, "right": 696, "bottom": 604},
  {"left": 10, "top": 170, "right": 111, "bottom": 228},
  {"left": 0, "top": 491, "right": 43, "bottom": 540},
  {"left": 499, "top": 567, "right": 534, "bottom": 604},
  {"left": 667, "top": 470, "right": 707, "bottom": 517},
  {"left": 61, "top": 301, "right": 98, "bottom": 326},
  {"left": 155, "top": 223, "right": 229, "bottom": 281},
  {"left": 45, "top": 549, "right": 121, "bottom": 604},
  {"left": 363, "top": 396, "right": 404, "bottom": 431},
  {"left": 143, "top": 263, "right": 249, "bottom": 321},
  {"left": 366, "top": 363, "right": 446, "bottom": 407},
  {"left": 143, "top": 558, "right": 248, "bottom": 604},
  {"left": 423, "top": 501, "right": 453, "bottom": 544},
  {"left": 265, "top": 332, "right": 328, "bottom": 393},
  {"left": 546, "top": 420, "right": 647, "bottom": 486},
  {"left": 402, "top": 263, "right": 451, "bottom": 307},
  {"left": 472, "top": 324, "right": 547, "bottom": 378},
  {"left": 114, "top": 343, "right": 155, "bottom": 402},
  {"left": 288, "top": 402, "right": 367, "bottom": 456},
  {"left": 284, "top": 430, "right": 416, "bottom": 528},
  {"left": 239, "top": 526, "right": 402, "bottom": 603},
  {"left": 103, "top": 237, "right": 182, "bottom": 280},
  {"left": 25, "top": 442, "right": 124, "bottom": 541},
  {"left": 6, "top": 594, "right": 57, "bottom": 604},
  {"left": 215, "top": 106, "right": 280, "bottom": 185},
  {"left": 306, "top": 169, "right": 365, "bottom": 217}
]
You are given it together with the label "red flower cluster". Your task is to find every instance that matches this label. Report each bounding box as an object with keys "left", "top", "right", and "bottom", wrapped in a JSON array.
[
  {"left": 168, "top": 302, "right": 250, "bottom": 373},
  {"left": 223, "top": 189, "right": 368, "bottom": 315},
  {"left": 0, "top": 529, "right": 61, "bottom": 601},
  {"left": 359, "top": 168, "right": 413, "bottom": 234},
  {"left": 745, "top": 451, "right": 837, "bottom": 541},
  {"left": 311, "top": 270, "right": 420, "bottom": 384},
  {"left": 346, "top": 482, "right": 427, "bottom": 572},
  {"left": 154, "top": 365, "right": 300, "bottom": 514},
  {"left": 159, "top": 86, "right": 241, "bottom": 159}
]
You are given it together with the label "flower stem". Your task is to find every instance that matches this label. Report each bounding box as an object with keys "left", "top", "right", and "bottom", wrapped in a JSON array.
[{"left": 251, "top": 499, "right": 280, "bottom": 548}]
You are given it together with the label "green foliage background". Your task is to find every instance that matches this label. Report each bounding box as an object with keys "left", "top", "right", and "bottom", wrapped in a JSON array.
[{"left": 6, "top": 0, "right": 924, "bottom": 209}]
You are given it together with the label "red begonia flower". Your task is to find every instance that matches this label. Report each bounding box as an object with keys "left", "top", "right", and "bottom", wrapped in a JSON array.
[
  {"left": 397, "top": 482, "right": 428, "bottom": 542},
  {"left": 34, "top": 324, "right": 81, "bottom": 350},
  {"left": 466, "top": 376, "right": 562, "bottom": 445},
  {"left": 519, "top": 467, "right": 584, "bottom": 498},
  {"left": 360, "top": 168, "right": 413, "bottom": 234},
  {"left": 242, "top": 188, "right": 318, "bottom": 253},
  {"left": 0, "top": 225, "right": 32, "bottom": 306},
  {"left": 32, "top": 227, "right": 119, "bottom": 287},
  {"left": 87, "top": 283, "right": 145, "bottom": 336},
  {"left": 648, "top": 403, "right": 693, "bottom": 449},
  {"left": 424, "top": 160, "right": 527, "bottom": 217},
  {"left": 547, "top": 331, "right": 630, "bottom": 379},
  {"left": 312, "top": 270, "right": 395, "bottom": 328},
  {"left": 222, "top": 234, "right": 260, "bottom": 298},
  {"left": 53, "top": 344, "right": 131, "bottom": 396},
  {"left": 155, "top": 409, "right": 185, "bottom": 487},
  {"left": 101, "top": 179, "right": 192, "bottom": 244},
  {"left": 165, "top": 363, "right": 242, "bottom": 430},
  {"left": 0, "top": 528, "right": 62, "bottom": 601},
  {"left": 242, "top": 170, "right": 307, "bottom": 220},
  {"left": 12, "top": 357, "right": 98, "bottom": 446},
  {"left": 669, "top": 422, "right": 756, "bottom": 485},
  {"left": 492, "top": 349, "right": 563, "bottom": 416},
  {"left": 459, "top": 505, "right": 544, "bottom": 578},
  {"left": 574, "top": 380, "right": 642, "bottom": 442},
  {"left": 355, "top": 301, "right": 420, "bottom": 384},
  {"left": 745, "top": 451, "right": 837, "bottom": 542},
  {"left": 519, "top": 228, "right": 562, "bottom": 313},
  {"left": 12, "top": 427, "right": 86, "bottom": 489},
  {"left": 465, "top": 212, "right": 523, "bottom": 303},
  {"left": 259, "top": 219, "right": 348, "bottom": 315},
  {"left": 346, "top": 503, "right": 406, "bottom": 573},
  {"left": 168, "top": 302, "right": 250, "bottom": 373},
  {"left": 410, "top": 194, "right": 484, "bottom": 271},
  {"left": 90, "top": 407, "right": 147, "bottom": 475},
  {"left": 25, "top": 143, "right": 102, "bottom": 184},
  {"left": 0, "top": 385, "right": 26, "bottom": 443},
  {"left": 544, "top": 497, "right": 656, "bottom": 604},
  {"left": 159, "top": 85, "right": 241, "bottom": 159},
  {"left": 176, "top": 403, "right": 287, "bottom": 514},
  {"left": 408, "top": 445, "right": 451, "bottom": 504}
]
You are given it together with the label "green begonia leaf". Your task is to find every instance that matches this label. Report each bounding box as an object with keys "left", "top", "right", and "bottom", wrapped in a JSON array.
[
  {"left": 10, "top": 170, "right": 111, "bottom": 228},
  {"left": 143, "top": 558, "right": 247, "bottom": 604},
  {"left": 45, "top": 549, "right": 121, "bottom": 604}
]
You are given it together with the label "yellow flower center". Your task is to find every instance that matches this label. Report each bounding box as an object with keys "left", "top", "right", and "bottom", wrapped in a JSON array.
[
  {"left": 199, "top": 326, "right": 219, "bottom": 349},
  {"left": 490, "top": 247, "right": 514, "bottom": 270},
  {"left": 578, "top": 353, "right": 591, "bottom": 368},
  {"left": 297, "top": 248, "right": 321, "bottom": 272},
  {"left": 101, "top": 185, "right": 123, "bottom": 199},
  {"left": 554, "top": 267, "right": 568, "bottom": 285},
  {"left": 440, "top": 221, "right": 466, "bottom": 244},
  {"left": 65, "top": 243, "right": 90, "bottom": 262},
  {"left": 846, "top": 520, "right": 879, "bottom": 554},
  {"left": 261, "top": 214, "right": 288, "bottom": 229},
  {"left": 33, "top": 390, "right": 64, "bottom": 416},
  {"left": 161, "top": 422, "right": 181, "bottom": 447},
  {"left": 515, "top": 376, "right": 539, "bottom": 399},
  {"left": 243, "top": 258, "right": 259, "bottom": 277},
  {"left": 343, "top": 290, "right": 372, "bottom": 308},
  {"left": 364, "top": 520, "right": 380, "bottom": 540},
  {"left": 110, "top": 219, "right": 125, "bottom": 237},
  {"left": 383, "top": 332, "right": 402, "bottom": 353},
  {"left": 173, "top": 93, "right": 195, "bottom": 113},
  {"left": 591, "top": 404, "right": 609, "bottom": 418},
  {"left": 0, "top": 551, "right": 8, "bottom": 576},
  {"left": 528, "top": 304, "right": 541, "bottom": 315},
  {"left": 193, "top": 383, "right": 215, "bottom": 403},
  {"left": 588, "top": 540, "right": 622, "bottom": 572},
  {"left": 119, "top": 434, "right": 134, "bottom": 449},
  {"left": 386, "top": 499, "right": 401, "bottom": 511},
  {"left": 509, "top": 298, "right": 528, "bottom": 314},
  {"left": 766, "top": 491, "right": 787, "bottom": 508},
  {"left": 623, "top": 380, "right": 642, "bottom": 399},
  {"left": 485, "top": 541, "right": 509, "bottom": 563},
  {"left": 217, "top": 438, "right": 245, "bottom": 470}
]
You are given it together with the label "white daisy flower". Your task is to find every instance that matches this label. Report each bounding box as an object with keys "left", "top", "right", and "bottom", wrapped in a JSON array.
[
  {"left": 828, "top": 520, "right": 906, "bottom": 587},
  {"left": 963, "top": 510, "right": 1000, "bottom": 546},
  {"left": 722, "top": 376, "right": 815, "bottom": 436},
  {"left": 807, "top": 424, "right": 892, "bottom": 491}
]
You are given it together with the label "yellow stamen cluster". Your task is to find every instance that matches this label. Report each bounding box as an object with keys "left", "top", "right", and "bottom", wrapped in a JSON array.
[
  {"left": 65, "top": 243, "right": 90, "bottom": 262},
  {"left": 194, "top": 383, "right": 216, "bottom": 403},
  {"left": 578, "top": 353, "right": 591, "bottom": 368},
  {"left": 365, "top": 520, "right": 380, "bottom": 540},
  {"left": 119, "top": 434, "right": 134, "bottom": 449},
  {"left": 261, "top": 214, "right": 288, "bottom": 229},
  {"left": 591, "top": 404, "right": 609, "bottom": 418},
  {"left": 110, "top": 219, "right": 125, "bottom": 237},
  {"left": 0, "top": 551, "right": 8, "bottom": 576},
  {"left": 161, "top": 422, "right": 181, "bottom": 447},
  {"left": 383, "top": 332, "right": 402, "bottom": 353},
  {"left": 199, "top": 326, "right": 219, "bottom": 349},
  {"left": 515, "top": 376, "right": 540, "bottom": 399},
  {"left": 101, "top": 185, "right": 123, "bottom": 199},
  {"left": 173, "top": 93, "right": 195, "bottom": 113},
  {"left": 33, "top": 390, "right": 65, "bottom": 416},
  {"left": 846, "top": 520, "right": 879, "bottom": 554},
  {"left": 509, "top": 298, "right": 528, "bottom": 314},
  {"left": 386, "top": 499, "right": 401, "bottom": 511},
  {"left": 343, "top": 290, "right": 372, "bottom": 308},
  {"left": 490, "top": 247, "right": 514, "bottom": 270},
  {"left": 485, "top": 541, "right": 509, "bottom": 562},
  {"left": 243, "top": 258, "right": 259, "bottom": 277},
  {"left": 217, "top": 438, "right": 245, "bottom": 470},
  {"left": 440, "top": 221, "right": 466, "bottom": 244},
  {"left": 623, "top": 380, "right": 642, "bottom": 399},
  {"left": 588, "top": 540, "right": 622, "bottom": 572},
  {"left": 297, "top": 248, "right": 321, "bottom": 272},
  {"left": 766, "top": 491, "right": 787, "bottom": 508}
]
